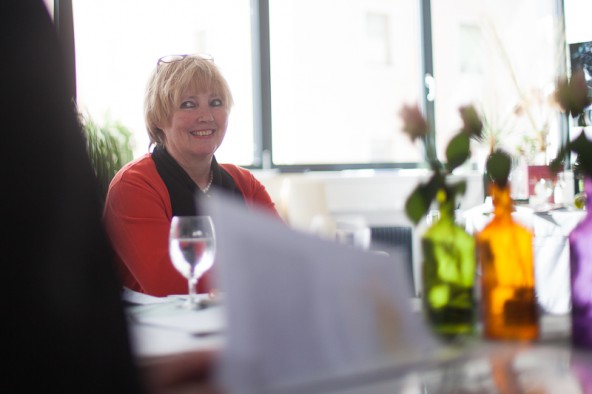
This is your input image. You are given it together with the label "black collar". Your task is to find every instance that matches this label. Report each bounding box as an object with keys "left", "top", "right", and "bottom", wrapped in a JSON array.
[{"left": 151, "top": 144, "right": 245, "bottom": 216}]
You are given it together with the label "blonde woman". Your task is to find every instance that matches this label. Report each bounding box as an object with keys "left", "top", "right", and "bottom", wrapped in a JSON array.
[{"left": 103, "top": 54, "right": 280, "bottom": 296}]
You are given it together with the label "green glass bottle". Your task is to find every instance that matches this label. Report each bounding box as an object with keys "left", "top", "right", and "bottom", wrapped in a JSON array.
[{"left": 421, "top": 189, "right": 476, "bottom": 340}]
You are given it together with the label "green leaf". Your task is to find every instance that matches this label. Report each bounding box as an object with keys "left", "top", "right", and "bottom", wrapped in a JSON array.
[
  {"left": 425, "top": 173, "right": 445, "bottom": 203},
  {"left": 405, "top": 176, "right": 441, "bottom": 225},
  {"left": 445, "top": 132, "right": 470, "bottom": 171},
  {"left": 459, "top": 105, "right": 483, "bottom": 139},
  {"left": 486, "top": 149, "right": 512, "bottom": 187},
  {"left": 549, "top": 155, "right": 564, "bottom": 174},
  {"left": 549, "top": 143, "right": 568, "bottom": 174},
  {"left": 405, "top": 186, "right": 430, "bottom": 225},
  {"left": 570, "top": 131, "right": 592, "bottom": 177},
  {"left": 80, "top": 114, "right": 134, "bottom": 203},
  {"left": 446, "top": 180, "right": 467, "bottom": 201}
]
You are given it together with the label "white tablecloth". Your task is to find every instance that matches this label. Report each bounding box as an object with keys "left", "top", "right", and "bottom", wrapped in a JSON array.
[{"left": 124, "top": 291, "right": 225, "bottom": 357}]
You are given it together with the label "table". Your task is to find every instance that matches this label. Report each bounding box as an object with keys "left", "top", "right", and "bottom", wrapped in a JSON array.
[
  {"left": 286, "top": 342, "right": 592, "bottom": 394},
  {"left": 126, "top": 294, "right": 592, "bottom": 394},
  {"left": 124, "top": 291, "right": 225, "bottom": 357},
  {"left": 269, "top": 313, "right": 592, "bottom": 394}
]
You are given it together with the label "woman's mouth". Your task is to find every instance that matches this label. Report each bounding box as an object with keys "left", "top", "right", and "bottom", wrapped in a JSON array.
[{"left": 190, "top": 129, "right": 214, "bottom": 136}]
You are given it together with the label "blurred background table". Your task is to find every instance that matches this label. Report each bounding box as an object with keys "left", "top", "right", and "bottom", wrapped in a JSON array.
[{"left": 463, "top": 202, "right": 586, "bottom": 314}]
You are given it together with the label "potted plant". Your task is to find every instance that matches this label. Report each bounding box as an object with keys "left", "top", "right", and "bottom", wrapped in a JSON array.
[
  {"left": 399, "top": 103, "right": 483, "bottom": 340},
  {"left": 549, "top": 68, "right": 592, "bottom": 349},
  {"left": 78, "top": 112, "right": 134, "bottom": 204}
]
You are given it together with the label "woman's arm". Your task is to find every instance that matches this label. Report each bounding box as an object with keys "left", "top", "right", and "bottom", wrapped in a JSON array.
[{"left": 103, "top": 160, "right": 188, "bottom": 296}]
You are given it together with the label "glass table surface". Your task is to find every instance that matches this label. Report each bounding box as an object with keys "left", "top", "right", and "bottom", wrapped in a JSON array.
[{"left": 268, "top": 315, "right": 592, "bottom": 394}]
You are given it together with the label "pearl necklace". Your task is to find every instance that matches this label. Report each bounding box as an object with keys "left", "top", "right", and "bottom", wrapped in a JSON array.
[{"left": 200, "top": 171, "right": 214, "bottom": 193}]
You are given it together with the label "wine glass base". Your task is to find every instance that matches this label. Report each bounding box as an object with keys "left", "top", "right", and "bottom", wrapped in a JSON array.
[{"left": 177, "top": 298, "right": 209, "bottom": 310}]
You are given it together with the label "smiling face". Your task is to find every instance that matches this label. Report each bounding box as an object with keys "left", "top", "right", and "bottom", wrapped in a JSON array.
[
  {"left": 162, "top": 90, "right": 229, "bottom": 163},
  {"left": 144, "top": 55, "right": 234, "bottom": 162}
]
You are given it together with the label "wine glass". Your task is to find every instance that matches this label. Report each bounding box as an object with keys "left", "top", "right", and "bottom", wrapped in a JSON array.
[
  {"left": 169, "top": 215, "right": 216, "bottom": 309},
  {"left": 334, "top": 216, "right": 371, "bottom": 250}
]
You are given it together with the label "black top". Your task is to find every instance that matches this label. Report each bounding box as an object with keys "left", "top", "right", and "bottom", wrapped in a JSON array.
[{"left": 152, "top": 144, "right": 246, "bottom": 216}]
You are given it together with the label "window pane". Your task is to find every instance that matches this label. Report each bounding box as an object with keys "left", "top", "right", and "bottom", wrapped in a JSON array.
[
  {"left": 564, "top": 0, "right": 592, "bottom": 163},
  {"left": 431, "top": 0, "right": 564, "bottom": 167},
  {"left": 73, "top": 0, "right": 255, "bottom": 165},
  {"left": 269, "top": 0, "right": 423, "bottom": 165}
]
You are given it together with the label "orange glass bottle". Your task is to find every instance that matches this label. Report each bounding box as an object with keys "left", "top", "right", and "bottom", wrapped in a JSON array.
[{"left": 476, "top": 183, "right": 539, "bottom": 340}]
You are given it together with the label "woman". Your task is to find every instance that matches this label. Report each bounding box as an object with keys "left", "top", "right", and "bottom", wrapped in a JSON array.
[{"left": 103, "top": 54, "right": 281, "bottom": 296}]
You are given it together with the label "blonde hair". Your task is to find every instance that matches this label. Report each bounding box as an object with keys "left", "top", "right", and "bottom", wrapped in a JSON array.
[{"left": 144, "top": 55, "right": 234, "bottom": 146}]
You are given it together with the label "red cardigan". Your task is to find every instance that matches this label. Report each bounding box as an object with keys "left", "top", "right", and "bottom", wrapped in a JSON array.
[{"left": 103, "top": 153, "right": 281, "bottom": 296}]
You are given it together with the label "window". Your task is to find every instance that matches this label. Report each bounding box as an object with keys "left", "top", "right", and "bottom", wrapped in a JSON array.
[
  {"left": 564, "top": 0, "right": 592, "bottom": 164},
  {"left": 62, "top": 0, "right": 578, "bottom": 171},
  {"left": 431, "top": 0, "right": 565, "bottom": 166},
  {"left": 269, "top": 0, "right": 423, "bottom": 167},
  {"left": 458, "top": 24, "right": 482, "bottom": 74},
  {"left": 72, "top": 0, "right": 255, "bottom": 164},
  {"left": 366, "top": 13, "right": 392, "bottom": 66}
]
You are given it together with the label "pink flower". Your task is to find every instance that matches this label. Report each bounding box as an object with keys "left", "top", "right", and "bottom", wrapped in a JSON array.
[
  {"left": 554, "top": 68, "right": 591, "bottom": 117},
  {"left": 459, "top": 105, "right": 483, "bottom": 139},
  {"left": 399, "top": 104, "right": 428, "bottom": 141}
]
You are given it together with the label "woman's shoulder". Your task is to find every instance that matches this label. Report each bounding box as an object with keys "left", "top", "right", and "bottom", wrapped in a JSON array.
[
  {"left": 218, "top": 163, "right": 280, "bottom": 217},
  {"left": 219, "top": 163, "right": 254, "bottom": 179},
  {"left": 110, "top": 153, "right": 163, "bottom": 189},
  {"left": 219, "top": 163, "right": 264, "bottom": 188},
  {"left": 104, "top": 153, "right": 171, "bottom": 216},
  {"left": 114, "top": 153, "right": 156, "bottom": 177}
]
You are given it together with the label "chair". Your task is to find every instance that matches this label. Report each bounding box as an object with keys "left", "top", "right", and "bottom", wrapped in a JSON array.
[{"left": 280, "top": 176, "right": 337, "bottom": 239}]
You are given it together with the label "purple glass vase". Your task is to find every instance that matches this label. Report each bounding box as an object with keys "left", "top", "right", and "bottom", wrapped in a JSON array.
[{"left": 569, "top": 176, "right": 592, "bottom": 349}]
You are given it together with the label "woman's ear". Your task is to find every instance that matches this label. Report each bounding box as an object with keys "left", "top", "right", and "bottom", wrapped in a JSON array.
[{"left": 155, "top": 120, "right": 168, "bottom": 134}]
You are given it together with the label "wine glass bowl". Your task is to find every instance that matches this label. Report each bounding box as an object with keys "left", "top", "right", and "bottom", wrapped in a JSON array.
[{"left": 169, "top": 215, "right": 216, "bottom": 309}]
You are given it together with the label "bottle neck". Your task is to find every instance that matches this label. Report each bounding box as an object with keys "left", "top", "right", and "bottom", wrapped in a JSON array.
[
  {"left": 435, "top": 190, "right": 458, "bottom": 224},
  {"left": 490, "top": 183, "right": 512, "bottom": 216},
  {"left": 584, "top": 176, "right": 592, "bottom": 206}
]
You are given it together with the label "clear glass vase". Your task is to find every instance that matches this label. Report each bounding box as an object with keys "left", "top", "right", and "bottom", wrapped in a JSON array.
[
  {"left": 421, "top": 191, "right": 476, "bottom": 340},
  {"left": 476, "top": 183, "right": 539, "bottom": 340},
  {"left": 569, "top": 176, "right": 592, "bottom": 349}
]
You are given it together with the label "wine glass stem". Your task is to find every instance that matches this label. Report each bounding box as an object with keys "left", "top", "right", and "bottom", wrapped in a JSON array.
[{"left": 188, "top": 277, "right": 198, "bottom": 307}]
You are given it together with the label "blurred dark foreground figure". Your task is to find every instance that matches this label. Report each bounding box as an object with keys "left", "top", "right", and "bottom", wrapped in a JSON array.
[{"left": 3, "top": 1, "right": 219, "bottom": 392}]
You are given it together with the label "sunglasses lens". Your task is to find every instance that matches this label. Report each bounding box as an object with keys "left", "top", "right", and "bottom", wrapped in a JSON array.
[
  {"left": 158, "top": 55, "right": 187, "bottom": 64},
  {"left": 156, "top": 54, "right": 214, "bottom": 71}
]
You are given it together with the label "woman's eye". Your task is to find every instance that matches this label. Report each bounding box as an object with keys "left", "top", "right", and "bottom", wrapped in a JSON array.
[
  {"left": 210, "top": 98, "right": 223, "bottom": 107},
  {"left": 180, "top": 101, "right": 196, "bottom": 109}
]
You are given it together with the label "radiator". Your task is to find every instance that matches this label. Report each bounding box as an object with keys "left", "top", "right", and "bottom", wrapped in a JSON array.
[{"left": 370, "top": 226, "right": 415, "bottom": 296}]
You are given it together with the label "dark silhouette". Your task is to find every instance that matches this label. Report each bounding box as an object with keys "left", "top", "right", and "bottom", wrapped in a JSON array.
[{"left": 4, "top": 1, "right": 219, "bottom": 392}]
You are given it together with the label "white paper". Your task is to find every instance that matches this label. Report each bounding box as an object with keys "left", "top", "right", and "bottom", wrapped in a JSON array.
[{"left": 202, "top": 191, "right": 439, "bottom": 394}]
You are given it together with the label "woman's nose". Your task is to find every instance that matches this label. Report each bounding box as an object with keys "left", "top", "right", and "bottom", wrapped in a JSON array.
[{"left": 196, "top": 106, "right": 214, "bottom": 121}]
